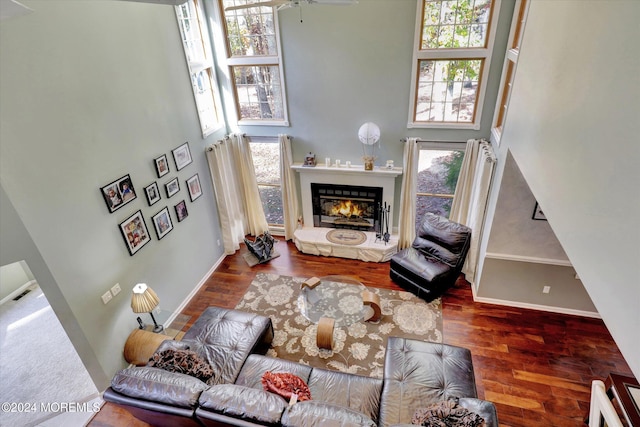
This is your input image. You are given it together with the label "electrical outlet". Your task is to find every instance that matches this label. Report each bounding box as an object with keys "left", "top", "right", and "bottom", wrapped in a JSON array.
[
  {"left": 111, "top": 283, "right": 121, "bottom": 296},
  {"left": 101, "top": 290, "right": 113, "bottom": 304},
  {"left": 542, "top": 286, "right": 551, "bottom": 294},
  {"left": 217, "top": 239, "right": 221, "bottom": 246}
]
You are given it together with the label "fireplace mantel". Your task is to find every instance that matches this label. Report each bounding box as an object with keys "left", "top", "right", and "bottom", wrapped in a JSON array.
[{"left": 292, "top": 163, "right": 402, "bottom": 231}]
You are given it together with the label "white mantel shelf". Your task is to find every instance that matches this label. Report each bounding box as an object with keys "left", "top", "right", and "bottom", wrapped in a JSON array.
[{"left": 291, "top": 163, "right": 403, "bottom": 177}]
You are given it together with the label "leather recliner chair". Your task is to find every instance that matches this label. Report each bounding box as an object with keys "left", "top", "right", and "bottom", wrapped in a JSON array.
[{"left": 390, "top": 213, "right": 471, "bottom": 301}]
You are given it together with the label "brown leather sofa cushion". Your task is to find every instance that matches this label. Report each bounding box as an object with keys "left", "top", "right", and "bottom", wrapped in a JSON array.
[
  {"left": 416, "top": 213, "right": 471, "bottom": 255},
  {"left": 282, "top": 401, "right": 377, "bottom": 427},
  {"left": 378, "top": 338, "right": 478, "bottom": 426},
  {"left": 197, "top": 384, "right": 287, "bottom": 425},
  {"left": 111, "top": 367, "right": 208, "bottom": 408},
  {"left": 181, "top": 307, "right": 274, "bottom": 386}
]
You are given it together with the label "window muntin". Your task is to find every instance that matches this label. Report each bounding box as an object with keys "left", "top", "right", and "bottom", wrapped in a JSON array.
[
  {"left": 421, "top": 0, "right": 492, "bottom": 49},
  {"left": 220, "top": 0, "right": 288, "bottom": 125},
  {"left": 415, "top": 147, "right": 464, "bottom": 230},
  {"left": 233, "top": 65, "right": 284, "bottom": 121},
  {"left": 416, "top": 59, "right": 482, "bottom": 123},
  {"left": 249, "top": 140, "right": 283, "bottom": 227},
  {"left": 176, "top": 0, "right": 223, "bottom": 137},
  {"left": 409, "top": 0, "right": 499, "bottom": 129},
  {"left": 224, "top": 4, "right": 278, "bottom": 57}
]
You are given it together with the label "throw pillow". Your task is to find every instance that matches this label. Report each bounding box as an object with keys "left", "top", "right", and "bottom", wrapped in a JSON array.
[
  {"left": 261, "top": 371, "right": 312, "bottom": 402},
  {"left": 148, "top": 349, "right": 214, "bottom": 383},
  {"left": 412, "top": 400, "right": 485, "bottom": 427}
]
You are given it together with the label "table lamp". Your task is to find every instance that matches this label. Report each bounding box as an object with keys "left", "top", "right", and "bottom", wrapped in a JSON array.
[{"left": 131, "top": 283, "right": 163, "bottom": 333}]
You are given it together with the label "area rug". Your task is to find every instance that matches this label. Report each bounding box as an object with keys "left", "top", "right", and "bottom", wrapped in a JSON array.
[
  {"left": 325, "top": 229, "right": 367, "bottom": 245},
  {"left": 235, "top": 273, "right": 442, "bottom": 378}
]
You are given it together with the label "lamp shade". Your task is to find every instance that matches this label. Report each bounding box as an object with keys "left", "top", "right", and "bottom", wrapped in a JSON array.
[
  {"left": 131, "top": 283, "right": 160, "bottom": 313},
  {"left": 358, "top": 122, "right": 380, "bottom": 145}
]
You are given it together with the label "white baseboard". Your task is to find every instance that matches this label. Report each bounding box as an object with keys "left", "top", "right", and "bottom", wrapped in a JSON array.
[
  {"left": 0, "top": 280, "right": 37, "bottom": 306},
  {"left": 470, "top": 282, "right": 600, "bottom": 318},
  {"left": 485, "top": 252, "right": 573, "bottom": 267},
  {"left": 165, "top": 254, "right": 226, "bottom": 326}
]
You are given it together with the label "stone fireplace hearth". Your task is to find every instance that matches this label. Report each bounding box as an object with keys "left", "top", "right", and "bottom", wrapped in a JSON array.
[{"left": 291, "top": 163, "right": 402, "bottom": 262}]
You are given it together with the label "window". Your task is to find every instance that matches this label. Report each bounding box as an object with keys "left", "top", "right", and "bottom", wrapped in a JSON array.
[
  {"left": 492, "top": 0, "right": 529, "bottom": 143},
  {"left": 175, "top": 0, "right": 223, "bottom": 137},
  {"left": 220, "top": 1, "right": 288, "bottom": 125},
  {"left": 249, "top": 139, "right": 284, "bottom": 228},
  {"left": 415, "top": 144, "right": 465, "bottom": 231},
  {"left": 409, "top": 0, "right": 500, "bottom": 129}
]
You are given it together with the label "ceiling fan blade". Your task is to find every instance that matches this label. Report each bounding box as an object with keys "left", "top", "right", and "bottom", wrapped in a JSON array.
[
  {"left": 308, "top": 0, "right": 358, "bottom": 5},
  {"left": 224, "top": 0, "right": 288, "bottom": 11}
]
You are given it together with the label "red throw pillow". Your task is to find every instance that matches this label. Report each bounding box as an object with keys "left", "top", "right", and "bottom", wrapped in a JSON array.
[{"left": 261, "top": 371, "right": 312, "bottom": 402}]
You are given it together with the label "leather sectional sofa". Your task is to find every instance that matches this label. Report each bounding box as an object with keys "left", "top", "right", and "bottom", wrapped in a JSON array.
[{"left": 104, "top": 306, "right": 498, "bottom": 426}]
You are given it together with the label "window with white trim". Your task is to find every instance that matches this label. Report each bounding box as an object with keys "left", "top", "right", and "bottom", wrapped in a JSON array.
[
  {"left": 175, "top": 0, "right": 224, "bottom": 137},
  {"left": 492, "top": 0, "right": 529, "bottom": 143},
  {"left": 415, "top": 143, "right": 465, "bottom": 230},
  {"left": 220, "top": 1, "right": 288, "bottom": 126},
  {"left": 248, "top": 138, "right": 284, "bottom": 228},
  {"left": 409, "top": 0, "right": 500, "bottom": 129}
]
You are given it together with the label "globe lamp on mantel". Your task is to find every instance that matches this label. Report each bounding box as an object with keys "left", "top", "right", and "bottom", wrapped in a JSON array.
[{"left": 358, "top": 122, "right": 380, "bottom": 170}]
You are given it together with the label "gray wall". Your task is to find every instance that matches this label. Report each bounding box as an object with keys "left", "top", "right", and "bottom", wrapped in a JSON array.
[
  {"left": 0, "top": 0, "right": 225, "bottom": 387},
  {"left": 234, "top": 0, "right": 515, "bottom": 164},
  {"left": 478, "top": 0, "right": 640, "bottom": 379}
]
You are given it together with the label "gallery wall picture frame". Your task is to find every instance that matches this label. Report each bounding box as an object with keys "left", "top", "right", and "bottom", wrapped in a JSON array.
[
  {"left": 119, "top": 210, "right": 151, "bottom": 256},
  {"left": 144, "top": 182, "right": 161, "bottom": 206},
  {"left": 154, "top": 154, "right": 170, "bottom": 178},
  {"left": 175, "top": 200, "right": 188, "bottom": 222},
  {"left": 532, "top": 202, "right": 547, "bottom": 220},
  {"left": 151, "top": 207, "right": 173, "bottom": 240},
  {"left": 100, "top": 174, "right": 137, "bottom": 213},
  {"left": 165, "top": 178, "right": 180, "bottom": 198},
  {"left": 172, "top": 142, "right": 192, "bottom": 171},
  {"left": 186, "top": 173, "right": 202, "bottom": 202}
]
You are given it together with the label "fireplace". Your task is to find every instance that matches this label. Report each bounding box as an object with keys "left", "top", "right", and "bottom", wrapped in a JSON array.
[{"left": 311, "top": 183, "right": 382, "bottom": 232}]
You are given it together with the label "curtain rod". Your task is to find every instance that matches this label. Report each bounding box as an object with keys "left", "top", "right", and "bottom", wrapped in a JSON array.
[
  {"left": 225, "top": 134, "right": 294, "bottom": 140},
  {"left": 400, "top": 138, "right": 468, "bottom": 143}
]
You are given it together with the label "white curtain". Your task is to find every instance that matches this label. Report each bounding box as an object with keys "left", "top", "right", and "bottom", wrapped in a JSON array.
[
  {"left": 231, "top": 133, "right": 269, "bottom": 236},
  {"left": 450, "top": 139, "right": 496, "bottom": 283},
  {"left": 279, "top": 134, "right": 299, "bottom": 240},
  {"left": 206, "top": 135, "right": 268, "bottom": 255},
  {"left": 397, "top": 137, "right": 419, "bottom": 249}
]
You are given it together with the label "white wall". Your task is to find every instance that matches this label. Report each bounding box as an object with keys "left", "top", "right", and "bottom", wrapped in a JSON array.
[
  {"left": 487, "top": 0, "right": 640, "bottom": 378},
  {"left": 0, "top": 0, "right": 226, "bottom": 387},
  {"left": 0, "top": 261, "right": 33, "bottom": 302}
]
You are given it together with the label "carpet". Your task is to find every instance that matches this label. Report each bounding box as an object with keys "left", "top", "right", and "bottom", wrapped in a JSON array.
[
  {"left": 0, "top": 285, "right": 100, "bottom": 427},
  {"left": 235, "top": 273, "right": 442, "bottom": 378},
  {"left": 325, "top": 229, "right": 367, "bottom": 246}
]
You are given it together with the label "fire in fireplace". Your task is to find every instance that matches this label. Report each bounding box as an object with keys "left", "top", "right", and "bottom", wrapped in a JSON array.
[{"left": 311, "top": 183, "right": 383, "bottom": 232}]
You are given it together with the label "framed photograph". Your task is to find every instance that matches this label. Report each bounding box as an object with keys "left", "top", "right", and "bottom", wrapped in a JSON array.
[
  {"left": 118, "top": 210, "right": 151, "bottom": 256},
  {"left": 172, "top": 142, "right": 192, "bottom": 171},
  {"left": 532, "top": 202, "right": 547, "bottom": 221},
  {"left": 151, "top": 207, "right": 173, "bottom": 240},
  {"left": 186, "top": 174, "right": 202, "bottom": 202},
  {"left": 144, "top": 182, "right": 161, "bottom": 206},
  {"left": 154, "top": 154, "right": 170, "bottom": 178},
  {"left": 165, "top": 178, "right": 180, "bottom": 198},
  {"left": 175, "top": 200, "right": 188, "bottom": 222},
  {"left": 100, "top": 174, "right": 137, "bottom": 213}
]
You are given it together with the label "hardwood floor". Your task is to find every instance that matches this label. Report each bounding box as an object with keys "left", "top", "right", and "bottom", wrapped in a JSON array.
[{"left": 89, "top": 240, "right": 633, "bottom": 427}]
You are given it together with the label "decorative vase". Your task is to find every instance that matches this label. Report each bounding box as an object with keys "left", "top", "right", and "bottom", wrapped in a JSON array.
[{"left": 364, "top": 159, "right": 374, "bottom": 170}]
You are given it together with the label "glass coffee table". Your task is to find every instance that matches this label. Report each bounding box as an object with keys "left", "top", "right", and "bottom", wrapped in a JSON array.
[{"left": 298, "top": 275, "right": 381, "bottom": 349}]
